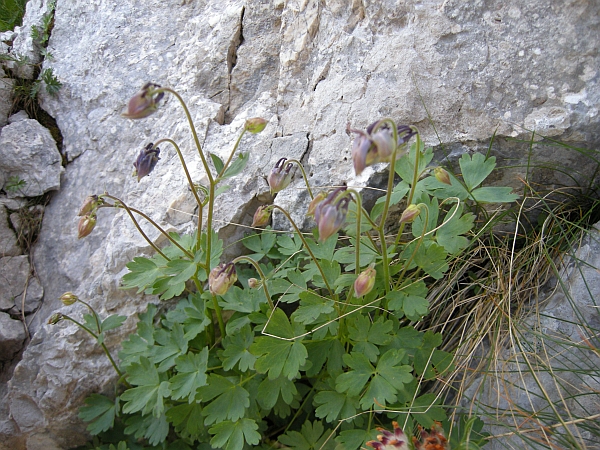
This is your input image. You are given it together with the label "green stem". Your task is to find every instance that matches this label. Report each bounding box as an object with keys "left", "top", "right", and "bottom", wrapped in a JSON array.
[
  {"left": 346, "top": 189, "right": 363, "bottom": 275},
  {"left": 99, "top": 195, "right": 169, "bottom": 260},
  {"left": 159, "top": 87, "right": 214, "bottom": 183},
  {"left": 62, "top": 315, "right": 125, "bottom": 381},
  {"left": 271, "top": 205, "right": 335, "bottom": 297},
  {"left": 232, "top": 255, "right": 274, "bottom": 311},
  {"left": 153, "top": 138, "right": 205, "bottom": 246},
  {"left": 393, "top": 205, "right": 428, "bottom": 290},
  {"left": 394, "top": 131, "right": 422, "bottom": 249},
  {"left": 104, "top": 194, "right": 194, "bottom": 260},
  {"left": 287, "top": 159, "right": 314, "bottom": 199},
  {"left": 217, "top": 129, "right": 247, "bottom": 180},
  {"left": 77, "top": 298, "right": 101, "bottom": 333},
  {"left": 211, "top": 294, "right": 226, "bottom": 340}
]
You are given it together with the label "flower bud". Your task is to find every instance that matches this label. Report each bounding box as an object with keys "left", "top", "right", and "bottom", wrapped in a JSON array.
[
  {"left": 251, "top": 205, "right": 272, "bottom": 227},
  {"left": 314, "top": 187, "right": 349, "bottom": 243},
  {"left": 48, "top": 313, "right": 64, "bottom": 325},
  {"left": 354, "top": 266, "right": 376, "bottom": 298},
  {"left": 122, "top": 82, "right": 164, "bottom": 119},
  {"left": 60, "top": 292, "right": 79, "bottom": 306},
  {"left": 133, "top": 143, "right": 161, "bottom": 182},
  {"left": 78, "top": 214, "right": 97, "bottom": 239},
  {"left": 306, "top": 191, "right": 327, "bottom": 217},
  {"left": 267, "top": 158, "right": 294, "bottom": 194},
  {"left": 78, "top": 195, "right": 99, "bottom": 216},
  {"left": 248, "top": 278, "right": 259, "bottom": 289},
  {"left": 245, "top": 117, "right": 267, "bottom": 134},
  {"left": 366, "top": 421, "right": 409, "bottom": 450},
  {"left": 209, "top": 262, "right": 237, "bottom": 296},
  {"left": 434, "top": 167, "right": 451, "bottom": 185},
  {"left": 399, "top": 204, "right": 421, "bottom": 224}
]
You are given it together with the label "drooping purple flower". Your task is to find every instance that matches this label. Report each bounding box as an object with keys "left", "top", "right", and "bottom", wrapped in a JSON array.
[
  {"left": 349, "top": 121, "right": 417, "bottom": 176},
  {"left": 122, "top": 82, "right": 165, "bottom": 119},
  {"left": 209, "top": 262, "right": 237, "bottom": 296},
  {"left": 314, "top": 187, "right": 350, "bottom": 243},
  {"left": 267, "top": 158, "right": 294, "bottom": 194},
  {"left": 133, "top": 143, "right": 161, "bottom": 182}
]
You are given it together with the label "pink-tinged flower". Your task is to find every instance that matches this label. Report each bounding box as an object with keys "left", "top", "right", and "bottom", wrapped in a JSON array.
[
  {"left": 314, "top": 187, "right": 350, "bottom": 243},
  {"left": 209, "top": 262, "right": 237, "bottom": 296},
  {"left": 354, "top": 266, "right": 376, "bottom": 297},
  {"left": 78, "top": 214, "right": 97, "bottom": 239},
  {"left": 306, "top": 191, "right": 327, "bottom": 217},
  {"left": 434, "top": 167, "right": 451, "bottom": 186},
  {"left": 349, "top": 121, "right": 416, "bottom": 176},
  {"left": 245, "top": 117, "right": 267, "bottom": 134},
  {"left": 412, "top": 422, "right": 448, "bottom": 450},
  {"left": 366, "top": 421, "right": 409, "bottom": 450},
  {"left": 133, "top": 143, "right": 161, "bottom": 182},
  {"left": 59, "top": 292, "right": 79, "bottom": 306},
  {"left": 399, "top": 204, "right": 421, "bottom": 224},
  {"left": 267, "top": 158, "right": 294, "bottom": 194},
  {"left": 252, "top": 205, "right": 272, "bottom": 227},
  {"left": 122, "top": 82, "right": 164, "bottom": 119}
]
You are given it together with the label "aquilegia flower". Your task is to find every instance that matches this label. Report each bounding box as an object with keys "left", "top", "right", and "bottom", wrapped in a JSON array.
[
  {"left": 412, "top": 422, "right": 449, "bottom": 450},
  {"left": 349, "top": 121, "right": 416, "bottom": 175},
  {"left": 314, "top": 187, "right": 350, "bottom": 243},
  {"left": 133, "top": 143, "right": 161, "bottom": 182},
  {"left": 122, "top": 82, "right": 164, "bottom": 119},
  {"left": 268, "top": 158, "right": 294, "bottom": 194},
  {"left": 252, "top": 205, "right": 273, "bottom": 227},
  {"left": 366, "top": 421, "right": 409, "bottom": 450},
  {"left": 354, "top": 266, "right": 376, "bottom": 297},
  {"left": 209, "top": 262, "right": 237, "bottom": 296},
  {"left": 78, "top": 213, "right": 97, "bottom": 239}
]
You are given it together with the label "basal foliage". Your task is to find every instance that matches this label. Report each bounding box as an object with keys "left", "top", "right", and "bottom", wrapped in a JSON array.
[{"left": 52, "top": 86, "right": 514, "bottom": 450}]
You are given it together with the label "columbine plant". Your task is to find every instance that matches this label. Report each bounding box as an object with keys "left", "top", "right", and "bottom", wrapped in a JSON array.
[{"left": 49, "top": 84, "right": 514, "bottom": 449}]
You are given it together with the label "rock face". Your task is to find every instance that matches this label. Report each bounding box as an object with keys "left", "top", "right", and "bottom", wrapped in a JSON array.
[
  {"left": 0, "top": 116, "right": 63, "bottom": 197},
  {"left": 0, "top": 0, "right": 598, "bottom": 448}
]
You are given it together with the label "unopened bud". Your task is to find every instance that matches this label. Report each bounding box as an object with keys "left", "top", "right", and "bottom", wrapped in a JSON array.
[
  {"left": 245, "top": 117, "right": 267, "bottom": 134},
  {"left": 133, "top": 143, "right": 161, "bottom": 182},
  {"left": 399, "top": 204, "right": 421, "bottom": 224},
  {"left": 314, "top": 187, "right": 350, "bottom": 243},
  {"left": 251, "top": 205, "right": 272, "bottom": 228},
  {"left": 78, "top": 195, "right": 99, "bottom": 216},
  {"left": 78, "top": 214, "right": 97, "bottom": 239},
  {"left": 248, "top": 278, "right": 259, "bottom": 289},
  {"left": 434, "top": 167, "right": 451, "bottom": 185},
  {"left": 48, "top": 313, "right": 64, "bottom": 325},
  {"left": 209, "top": 262, "right": 237, "bottom": 296},
  {"left": 60, "top": 292, "right": 79, "bottom": 306},
  {"left": 306, "top": 191, "right": 327, "bottom": 217},
  {"left": 354, "top": 266, "right": 376, "bottom": 298}
]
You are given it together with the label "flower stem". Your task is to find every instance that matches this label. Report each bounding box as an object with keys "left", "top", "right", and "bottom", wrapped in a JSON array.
[
  {"left": 211, "top": 294, "right": 226, "bottom": 340},
  {"left": 271, "top": 205, "right": 335, "bottom": 297},
  {"left": 217, "top": 128, "right": 247, "bottom": 180},
  {"left": 287, "top": 159, "right": 314, "bottom": 199},
  {"left": 232, "top": 255, "right": 274, "bottom": 311},
  {"left": 160, "top": 87, "right": 214, "bottom": 183}
]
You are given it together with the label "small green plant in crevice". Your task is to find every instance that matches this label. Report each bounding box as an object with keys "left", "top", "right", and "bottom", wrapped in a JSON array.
[{"left": 52, "top": 82, "right": 517, "bottom": 450}]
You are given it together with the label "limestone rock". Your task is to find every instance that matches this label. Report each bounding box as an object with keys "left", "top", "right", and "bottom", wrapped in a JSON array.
[
  {"left": 0, "top": 255, "right": 44, "bottom": 315},
  {"left": 0, "top": 312, "right": 26, "bottom": 361},
  {"left": 10, "top": 0, "right": 55, "bottom": 79},
  {"left": 2, "top": 0, "right": 598, "bottom": 447},
  {"left": 0, "top": 74, "right": 13, "bottom": 128},
  {"left": 0, "top": 118, "right": 63, "bottom": 198},
  {"left": 0, "top": 205, "right": 20, "bottom": 257}
]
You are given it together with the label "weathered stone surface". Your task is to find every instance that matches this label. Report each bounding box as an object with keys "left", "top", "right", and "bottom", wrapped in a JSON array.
[
  {"left": 0, "top": 117, "right": 63, "bottom": 198},
  {"left": 1, "top": 0, "right": 598, "bottom": 447},
  {"left": 0, "top": 205, "right": 20, "bottom": 257},
  {"left": 0, "top": 73, "right": 13, "bottom": 128},
  {"left": 0, "top": 255, "right": 44, "bottom": 314},
  {"left": 9, "top": 0, "right": 54, "bottom": 79},
  {"left": 0, "top": 312, "right": 26, "bottom": 361}
]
